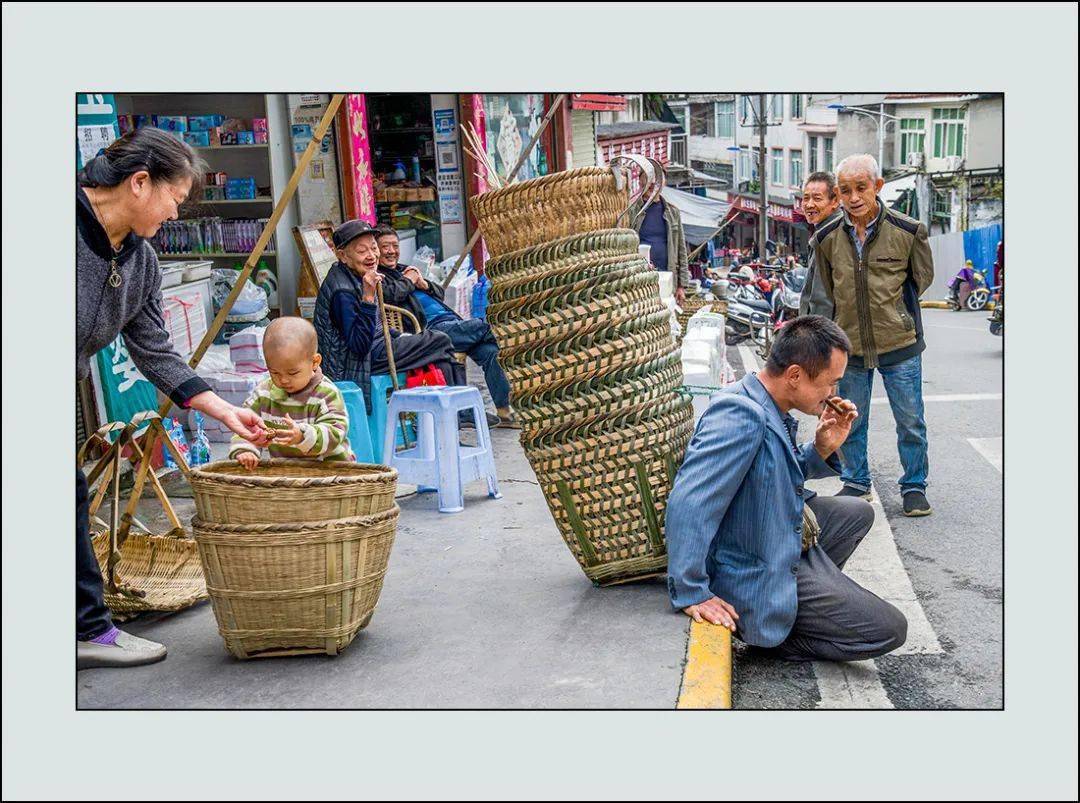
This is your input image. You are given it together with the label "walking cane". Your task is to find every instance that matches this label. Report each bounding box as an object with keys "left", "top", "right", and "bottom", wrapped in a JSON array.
[{"left": 375, "top": 282, "right": 412, "bottom": 451}]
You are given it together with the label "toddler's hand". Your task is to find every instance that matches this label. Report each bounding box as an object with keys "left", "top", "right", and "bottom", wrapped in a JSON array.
[
  {"left": 236, "top": 452, "right": 259, "bottom": 471},
  {"left": 272, "top": 414, "right": 304, "bottom": 447}
]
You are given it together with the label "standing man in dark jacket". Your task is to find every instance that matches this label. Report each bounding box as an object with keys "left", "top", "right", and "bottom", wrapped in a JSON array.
[
  {"left": 798, "top": 171, "right": 842, "bottom": 318},
  {"left": 374, "top": 226, "right": 515, "bottom": 426},
  {"left": 812, "top": 154, "right": 935, "bottom": 516}
]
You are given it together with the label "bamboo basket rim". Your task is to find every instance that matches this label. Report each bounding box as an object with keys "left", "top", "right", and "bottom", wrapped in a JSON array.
[
  {"left": 485, "top": 228, "right": 640, "bottom": 275},
  {"left": 472, "top": 166, "right": 619, "bottom": 208},
  {"left": 192, "top": 505, "right": 399, "bottom": 536},
  {"left": 190, "top": 459, "right": 398, "bottom": 489}
]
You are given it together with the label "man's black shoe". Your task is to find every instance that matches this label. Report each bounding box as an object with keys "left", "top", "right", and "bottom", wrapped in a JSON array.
[
  {"left": 903, "top": 490, "right": 932, "bottom": 517},
  {"left": 835, "top": 485, "right": 872, "bottom": 501}
]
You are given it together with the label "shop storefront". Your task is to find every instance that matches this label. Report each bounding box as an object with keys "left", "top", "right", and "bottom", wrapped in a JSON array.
[
  {"left": 335, "top": 93, "right": 468, "bottom": 264},
  {"left": 724, "top": 193, "right": 809, "bottom": 259}
]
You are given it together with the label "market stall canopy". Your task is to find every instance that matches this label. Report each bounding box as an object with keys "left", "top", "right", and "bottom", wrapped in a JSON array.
[{"left": 659, "top": 186, "right": 733, "bottom": 246}]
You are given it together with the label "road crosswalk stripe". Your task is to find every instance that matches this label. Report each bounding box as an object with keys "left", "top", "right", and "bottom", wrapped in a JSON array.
[{"left": 968, "top": 437, "right": 1003, "bottom": 473}]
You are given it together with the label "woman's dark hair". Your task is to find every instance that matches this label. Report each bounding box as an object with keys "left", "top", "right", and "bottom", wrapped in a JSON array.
[
  {"left": 78, "top": 127, "right": 206, "bottom": 194},
  {"left": 764, "top": 315, "right": 851, "bottom": 378}
]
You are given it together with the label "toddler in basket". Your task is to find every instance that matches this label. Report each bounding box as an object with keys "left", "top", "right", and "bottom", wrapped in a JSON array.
[{"left": 231, "top": 316, "right": 354, "bottom": 468}]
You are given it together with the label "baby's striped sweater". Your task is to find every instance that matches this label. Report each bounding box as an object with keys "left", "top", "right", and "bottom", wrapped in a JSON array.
[{"left": 230, "top": 377, "right": 353, "bottom": 462}]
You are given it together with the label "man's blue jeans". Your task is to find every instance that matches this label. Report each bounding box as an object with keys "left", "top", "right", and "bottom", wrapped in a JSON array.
[
  {"left": 837, "top": 354, "right": 929, "bottom": 496},
  {"left": 428, "top": 317, "right": 511, "bottom": 409}
]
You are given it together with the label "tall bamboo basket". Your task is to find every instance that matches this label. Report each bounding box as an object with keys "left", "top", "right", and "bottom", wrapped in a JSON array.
[{"left": 479, "top": 224, "right": 690, "bottom": 585}]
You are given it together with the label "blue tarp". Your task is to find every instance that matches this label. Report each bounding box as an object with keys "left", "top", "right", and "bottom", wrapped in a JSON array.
[{"left": 963, "top": 224, "right": 1002, "bottom": 285}]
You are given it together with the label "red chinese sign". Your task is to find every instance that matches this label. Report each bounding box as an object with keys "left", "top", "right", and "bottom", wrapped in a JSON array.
[
  {"left": 345, "top": 94, "right": 376, "bottom": 224},
  {"left": 570, "top": 93, "right": 628, "bottom": 111}
]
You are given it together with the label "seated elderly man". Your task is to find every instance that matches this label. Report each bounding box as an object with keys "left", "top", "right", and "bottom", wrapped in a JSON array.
[
  {"left": 374, "top": 226, "right": 515, "bottom": 427},
  {"left": 313, "top": 220, "right": 465, "bottom": 419},
  {"left": 665, "top": 316, "right": 907, "bottom": 662}
]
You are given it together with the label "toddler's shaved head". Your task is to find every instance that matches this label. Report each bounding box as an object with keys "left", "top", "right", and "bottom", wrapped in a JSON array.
[{"left": 263, "top": 316, "right": 318, "bottom": 361}]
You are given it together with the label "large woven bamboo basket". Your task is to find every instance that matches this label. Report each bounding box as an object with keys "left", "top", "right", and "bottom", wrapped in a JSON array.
[
  {"left": 193, "top": 507, "right": 399, "bottom": 659},
  {"left": 91, "top": 531, "right": 207, "bottom": 616},
  {"left": 190, "top": 459, "right": 397, "bottom": 525},
  {"left": 470, "top": 168, "right": 630, "bottom": 257},
  {"left": 475, "top": 225, "right": 692, "bottom": 585},
  {"left": 527, "top": 398, "right": 695, "bottom": 585}
]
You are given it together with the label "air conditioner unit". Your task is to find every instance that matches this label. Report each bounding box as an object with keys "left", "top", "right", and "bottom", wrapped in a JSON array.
[
  {"left": 906, "top": 151, "right": 924, "bottom": 168},
  {"left": 944, "top": 156, "right": 963, "bottom": 171}
]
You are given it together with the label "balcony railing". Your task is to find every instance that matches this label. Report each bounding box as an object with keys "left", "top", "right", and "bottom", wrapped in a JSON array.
[{"left": 669, "top": 134, "right": 688, "bottom": 167}]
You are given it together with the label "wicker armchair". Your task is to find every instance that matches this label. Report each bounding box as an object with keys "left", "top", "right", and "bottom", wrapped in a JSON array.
[{"left": 383, "top": 304, "right": 467, "bottom": 366}]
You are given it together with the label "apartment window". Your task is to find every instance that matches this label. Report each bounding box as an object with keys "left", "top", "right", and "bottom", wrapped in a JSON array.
[
  {"left": 899, "top": 118, "right": 926, "bottom": 165},
  {"left": 823, "top": 137, "right": 834, "bottom": 172},
  {"left": 771, "top": 148, "right": 784, "bottom": 185},
  {"left": 690, "top": 102, "right": 715, "bottom": 137},
  {"left": 771, "top": 94, "right": 784, "bottom": 121},
  {"left": 932, "top": 107, "right": 965, "bottom": 159},
  {"left": 790, "top": 150, "right": 802, "bottom": 187},
  {"left": 716, "top": 100, "right": 735, "bottom": 138},
  {"left": 808, "top": 135, "right": 819, "bottom": 172},
  {"left": 790, "top": 93, "right": 804, "bottom": 119},
  {"left": 739, "top": 150, "right": 759, "bottom": 183},
  {"left": 932, "top": 187, "right": 952, "bottom": 219}
]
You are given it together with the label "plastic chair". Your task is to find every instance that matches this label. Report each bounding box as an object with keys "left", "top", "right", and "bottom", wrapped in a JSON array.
[
  {"left": 383, "top": 386, "right": 501, "bottom": 513},
  {"left": 334, "top": 381, "right": 375, "bottom": 463},
  {"left": 368, "top": 373, "right": 412, "bottom": 464}
]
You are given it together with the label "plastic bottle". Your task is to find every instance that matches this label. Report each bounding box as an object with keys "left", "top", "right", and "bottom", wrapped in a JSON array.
[
  {"left": 410, "top": 155, "right": 421, "bottom": 183},
  {"left": 391, "top": 160, "right": 407, "bottom": 182},
  {"left": 471, "top": 274, "right": 489, "bottom": 320},
  {"left": 161, "top": 417, "right": 191, "bottom": 469},
  {"left": 189, "top": 412, "right": 212, "bottom": 467}
]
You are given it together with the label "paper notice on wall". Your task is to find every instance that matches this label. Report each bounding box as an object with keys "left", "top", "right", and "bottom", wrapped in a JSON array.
[
  {"left": 302, "top": 229, "right": 337, "bottom": 284},
  {"left": 292, "top": 124, "right": 313, "bottom": 154},
  {"left": 77, "top": 124, "right": 116, "bottom": 166},
  {"left": 299, "top": 93, "right": 324, "bottom": 106}
]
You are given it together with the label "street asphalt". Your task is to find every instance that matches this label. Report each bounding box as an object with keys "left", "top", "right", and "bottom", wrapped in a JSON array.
[{"left": 77, "top": 309, "right": 1002, "bottom": 710}]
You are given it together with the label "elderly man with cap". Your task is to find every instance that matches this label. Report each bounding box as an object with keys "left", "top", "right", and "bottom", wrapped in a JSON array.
[{"left": 313, "top": 220, "right": 465, "bottom": 420}]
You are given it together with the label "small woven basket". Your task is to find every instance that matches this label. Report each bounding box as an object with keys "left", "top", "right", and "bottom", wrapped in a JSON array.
[
  {"left": 193, "top": 506, "right": 399, "bottom": 659},
  {"left": 470, "top": 168, "right": 630, "bottom": 257},
  {"left": 91, "top": 531, "right": 207, "bottom": 616},
  {"left": 190, "top": 459, "right": 397, "bottom": 525}
]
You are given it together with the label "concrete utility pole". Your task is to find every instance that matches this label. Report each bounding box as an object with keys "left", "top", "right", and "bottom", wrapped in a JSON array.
[{"left": 758, "top": 93, "right": 768, "bottom": 263}]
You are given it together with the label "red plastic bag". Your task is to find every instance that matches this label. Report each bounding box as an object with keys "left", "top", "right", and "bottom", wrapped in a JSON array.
[{"left": 405, "top": 364, "right": 447, "bottom": 388}]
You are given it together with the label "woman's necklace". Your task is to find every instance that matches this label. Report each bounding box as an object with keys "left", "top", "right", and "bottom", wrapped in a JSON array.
[{"left": 87, "top": 189, "right": 124, "bottom": 288}]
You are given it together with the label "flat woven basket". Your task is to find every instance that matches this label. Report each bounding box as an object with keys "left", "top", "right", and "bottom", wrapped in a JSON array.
[
  {"left": 91, "top": 530, "right": 208, "bottom": 617},
  {"left": 470, "top": 168, "right": 630, "bottom": 257},
  {"left": 476, "top": 225, "right": 691, "bottom": 585},
  {"left": 193, "top": 506, "right": 399, "bottom": 659},
  {"left": 190, "top": 459, "right": 397, "bottom": 525}
]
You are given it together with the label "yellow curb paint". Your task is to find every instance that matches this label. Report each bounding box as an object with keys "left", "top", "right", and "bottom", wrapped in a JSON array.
[
  {"left": 676, "top": 621, "right": 732, "bottom": 709},
  {"left": 920, "top": 300, "right": 951, "bottom": 309}
]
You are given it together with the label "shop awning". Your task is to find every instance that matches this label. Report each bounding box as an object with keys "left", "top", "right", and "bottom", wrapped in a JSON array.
[
  {"left": 726, "top": 194, "right": 805, "bottom": 225},
  {"left": 659, "top": 187, "right": 733, "bottom": 246}
]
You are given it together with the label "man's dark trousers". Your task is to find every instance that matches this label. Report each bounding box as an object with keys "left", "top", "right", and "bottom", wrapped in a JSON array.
[{"left": 764, "top": 494, "right": 908, "bottom": 662}]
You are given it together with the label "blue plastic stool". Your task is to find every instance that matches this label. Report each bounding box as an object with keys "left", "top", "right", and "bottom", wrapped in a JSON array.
[
  {"left": 368, "top": 373, "right": 410, "bottom": 464},
  {"left": 383, "top": 386, "right": 501, "bottom": 513},
  {"left": 334, "top": 381, "right": 375, "bottom": 463}
]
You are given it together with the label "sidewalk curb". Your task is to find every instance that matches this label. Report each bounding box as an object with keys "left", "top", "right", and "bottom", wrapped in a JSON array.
[
  {"left": 676, "top": 621, "right": 733, "bottom": 709},
  {"left": 920, "top": 300, "right": 951, "bottom": 309}
]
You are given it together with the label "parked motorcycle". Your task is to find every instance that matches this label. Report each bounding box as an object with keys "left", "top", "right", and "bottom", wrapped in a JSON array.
[{"left": 988, "top": 292, "right": 1003, "bottom": 336}]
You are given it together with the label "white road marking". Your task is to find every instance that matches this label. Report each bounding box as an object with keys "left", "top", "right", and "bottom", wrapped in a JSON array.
[
  {"left": 923, "top": 323, "right": 992, "bottom": 332},
  {"left": 813, "top": 660, "right": 894, "bottom": 709},
  {"left": 871, "top": 393, "right": 1001, "bottom": 405},
  {"left": 968, "top": 437, "right": 1003, "bottom": 473},
  {"left": 731, "top": 342, "right": 944, "bottom": 709},
  {"left": 737, "top": 344, "right": 761, "bottom": 375}
]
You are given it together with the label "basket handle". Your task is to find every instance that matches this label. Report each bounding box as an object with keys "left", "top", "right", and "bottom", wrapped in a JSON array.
[{"left": 611, "top": 154, "right": 666, "bottom": 229}]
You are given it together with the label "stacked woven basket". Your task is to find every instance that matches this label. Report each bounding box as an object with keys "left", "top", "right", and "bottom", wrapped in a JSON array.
[
  {"left": 473, "top": 164, "right": 694, "bottom": 585},
  {"left": 190, "top": 459, "right": 399, "bottom": 659}
]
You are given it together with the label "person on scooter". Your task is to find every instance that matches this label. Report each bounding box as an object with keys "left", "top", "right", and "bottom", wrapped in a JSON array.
[{"left": 948, "top": 260, "right": 981, "bottom": 311}]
